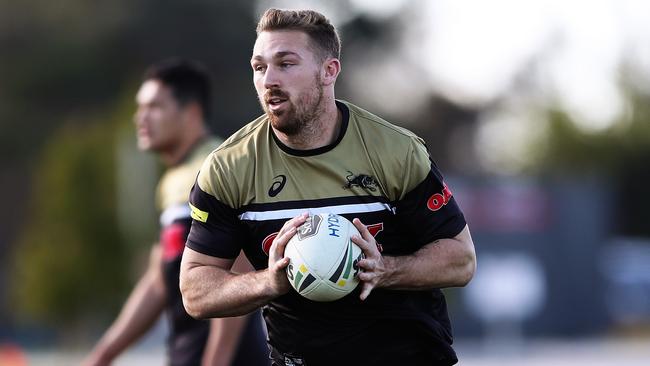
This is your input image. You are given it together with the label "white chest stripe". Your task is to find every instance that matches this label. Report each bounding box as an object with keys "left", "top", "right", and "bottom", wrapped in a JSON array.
[
  {"left": 160, "top": 203, "right": 192, "bottom": 226},
  {"left": 238, "top": 202, "right": 395, "bottom": 221}
]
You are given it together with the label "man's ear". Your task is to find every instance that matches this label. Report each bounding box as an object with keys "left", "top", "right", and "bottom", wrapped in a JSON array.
[{"left": 322, "top": 58, "right": 341, "bottom": 86}]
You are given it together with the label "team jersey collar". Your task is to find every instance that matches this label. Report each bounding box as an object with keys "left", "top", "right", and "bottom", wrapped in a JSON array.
[{"left": 271, "top": 100, "right": 350, "bottom": 157}]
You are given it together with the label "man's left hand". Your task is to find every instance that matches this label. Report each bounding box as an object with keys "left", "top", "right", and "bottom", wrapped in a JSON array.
[{"left": 351, "top": 218, "right": 392, "bottom": 300}]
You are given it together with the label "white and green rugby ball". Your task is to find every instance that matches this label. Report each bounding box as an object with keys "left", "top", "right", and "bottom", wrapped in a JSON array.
[{"left": 285, "top": 213, "right": 364, "bottom": 301}]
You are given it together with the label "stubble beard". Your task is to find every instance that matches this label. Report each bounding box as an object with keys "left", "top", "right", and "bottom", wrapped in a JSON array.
[{"left": 262, "top": 75, "right": 325, "bottom": 137}]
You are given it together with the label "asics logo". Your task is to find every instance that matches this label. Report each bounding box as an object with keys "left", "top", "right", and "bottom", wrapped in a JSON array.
[{"left": 268, "top": 174, "right": 286, "bottom": 197}]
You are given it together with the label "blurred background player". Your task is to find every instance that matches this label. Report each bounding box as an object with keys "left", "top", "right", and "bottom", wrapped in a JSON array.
[{"left": 83, "top": 59, "right": 269, "bottom": 366}]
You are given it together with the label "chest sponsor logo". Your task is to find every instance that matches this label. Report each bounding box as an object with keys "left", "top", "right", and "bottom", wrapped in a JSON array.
[
  {"left": 268, "top": 174, "right": 286, "bottom": 197},
  {"left": 427, "top": 182, "right": 453, "bottom": 211},
  {"left": 366, "top": 222, "right": 384, "bottom": 238},
  {"left": 343, "top": 171, "right": 377, "bottom": 191},
  {"left": 262, "top": 232, "right": 278, "bottom": 256}
]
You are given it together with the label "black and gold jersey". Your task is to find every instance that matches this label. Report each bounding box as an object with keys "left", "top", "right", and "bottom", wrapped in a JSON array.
[
  {"left": 157, "top": 136, "right": 270, "bottom": 366},
  {"left": 157, "top": 137, "right": 220, "bottom": 262},
  {"left": 156, "top": 137, "right": 220, "bottom": 365},
  {"left": 187, "top": 101, "right": 466, "bottom": 364}
]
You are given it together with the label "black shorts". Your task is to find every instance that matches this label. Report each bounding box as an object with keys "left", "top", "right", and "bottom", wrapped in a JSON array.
[
  {"left": 268, "top": 319, "right": 457, "bottom": 366},
  {"left": 269, "top": 347, "right": 455, "bottom": 366}
]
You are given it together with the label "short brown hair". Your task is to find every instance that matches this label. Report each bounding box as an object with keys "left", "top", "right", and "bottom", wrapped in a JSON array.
[{"left": 256, "top": 8, "right": 341, "bottom": 61}]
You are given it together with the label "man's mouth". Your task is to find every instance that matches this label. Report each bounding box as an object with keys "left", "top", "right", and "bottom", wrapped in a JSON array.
[
  {"left": 265, "top": 91, "right": 289, "bottom": 111},
  {"left": 137, "top": 128, "right": 150, "bottom": 138},
  {"left": 268, "top": 97, "right": 286, "bottom": 107}
]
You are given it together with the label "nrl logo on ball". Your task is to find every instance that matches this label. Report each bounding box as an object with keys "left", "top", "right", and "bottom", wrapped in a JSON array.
[{"left": 296, "top": 214, "right": 322, "bottom": 240}]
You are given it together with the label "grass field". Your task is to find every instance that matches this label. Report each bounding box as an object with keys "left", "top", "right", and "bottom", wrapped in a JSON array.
[
  {"left": 22, "top": 337, "right": 650, "bottom": 366},
  {"left": 456, "top": 337, "right": 650, "bottom": 366}
]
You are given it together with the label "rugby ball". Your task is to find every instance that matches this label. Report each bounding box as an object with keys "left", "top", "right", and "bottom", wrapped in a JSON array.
[{"left": 285, "top": 213, "right": 364, "bottom": 301}]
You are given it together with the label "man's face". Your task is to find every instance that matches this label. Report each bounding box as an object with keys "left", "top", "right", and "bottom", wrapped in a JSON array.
[
  {"left": 134, "top": 80, "right": 185, "bottom": 152},
  {"left": 251, "top": 30, "right": 325, "bottom": 135}
]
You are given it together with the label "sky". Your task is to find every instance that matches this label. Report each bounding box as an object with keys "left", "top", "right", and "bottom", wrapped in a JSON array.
[{"left": 418, "top": 0, "right": 650, "bottom": 127}]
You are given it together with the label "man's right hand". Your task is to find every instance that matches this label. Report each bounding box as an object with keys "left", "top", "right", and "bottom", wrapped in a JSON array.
[{"left": 266, "top": 212, "right": 308, "bottom": 296}]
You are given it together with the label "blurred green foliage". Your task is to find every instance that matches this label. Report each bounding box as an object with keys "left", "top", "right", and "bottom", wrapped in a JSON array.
[
  {"left": 11, "top": 117, "right": 128, "bottom": 325},
  {"left": 0, "top": 0, "right": 260, "bottom": 332},
  {"left": 0, "top": 0, "right": 260, "bottom": 161},
  {"left": 538, "top": 90, "right": 650, "bottom": 174},
  {"left": 536, "top": 86, "right": 650, "bottom": 236}
]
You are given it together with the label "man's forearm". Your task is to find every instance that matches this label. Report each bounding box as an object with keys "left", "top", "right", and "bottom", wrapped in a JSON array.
[
  {"left": 181, "top": 214, "right": 307, "bottom": 318},
  {"left": 382, "top": 230, "right": 476, "bottom": 290},
  {"left": 84, "top": 267, "right": 166, "bottom": 365},
  {"left": 181, "top": 264, "right": 277, "bottom": 318},
  {"left": 354, "top": 224, "right": 476, "bottom": 297}
]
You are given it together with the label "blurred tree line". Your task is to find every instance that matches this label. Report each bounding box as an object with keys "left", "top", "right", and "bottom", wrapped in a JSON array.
[
  {"left": 1, "top": 0, "right": 649, "bottom": 345},
  {"left": 1, "top": 0, "right": 261, "bottom": 341},
  {"left": 535, "top": 86, "right": 650, "bottom": 237}
]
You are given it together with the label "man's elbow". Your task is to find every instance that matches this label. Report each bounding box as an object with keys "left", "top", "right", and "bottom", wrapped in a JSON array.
[
  {"left": 179, "top": 277, "right": 209, "bottom": 319},
  {"left": 454, "top": 227, "right": 477, "bottom": 287},
  {"left": 182, "top": 298, "right": 210, "bottom": 320},
  {"left": 455, "top": 250, "right": 476, "bottom": 287}
]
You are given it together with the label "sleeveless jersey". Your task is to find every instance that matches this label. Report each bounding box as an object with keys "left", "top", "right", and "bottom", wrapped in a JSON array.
[
  {"left": 157, "top": 137, "right": 269, "bottom": 366},
  {"left": 187, "top": 101, "right": 466, "bottom": 365}
]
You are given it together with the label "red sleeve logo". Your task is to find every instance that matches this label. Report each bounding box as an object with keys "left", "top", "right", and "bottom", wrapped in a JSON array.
[
  {"left": 427, "top": 182, "right": 453, "bottom": 211},
  {"left": 161, "top": 223, "right": 187, "bottom": 260}
]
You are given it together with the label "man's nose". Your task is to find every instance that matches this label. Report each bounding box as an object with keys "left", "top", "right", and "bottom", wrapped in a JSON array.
[
  {"left": 134, "top": 108, "right": 149, "bottom": 126},
  {"left": 263, "top": 66, "right": 281, "bottom": 90}
]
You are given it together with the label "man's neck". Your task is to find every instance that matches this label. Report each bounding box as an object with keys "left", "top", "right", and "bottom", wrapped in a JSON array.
[{"left": 160, "top": 129, "right": 207, "bottom": 167}]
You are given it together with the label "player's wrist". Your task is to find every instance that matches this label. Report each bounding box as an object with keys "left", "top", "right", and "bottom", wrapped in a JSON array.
[
  {"left": 263, "top": 268, "right": 289, "bottom": 299},
  {"left": 377, "top": 255, "right": 399, "bottom": 288},
  {"left": 88, "top": 346, "right": 116, "bottom": 366}
]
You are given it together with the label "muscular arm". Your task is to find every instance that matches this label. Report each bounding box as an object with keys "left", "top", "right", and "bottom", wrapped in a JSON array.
[
  {"left": 180, "top": 213, "right": 308, "bottom": 319},
  {"left": 353, "top": 221, "right": 476, "bottom": 300},
  {"left": 82, "top": 245, "right": 166, "bottom": 366}
]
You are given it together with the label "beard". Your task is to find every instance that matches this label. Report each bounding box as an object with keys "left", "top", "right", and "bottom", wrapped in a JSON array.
[{"left": 260, "top": 74, "right": 324, "bottom": 136}]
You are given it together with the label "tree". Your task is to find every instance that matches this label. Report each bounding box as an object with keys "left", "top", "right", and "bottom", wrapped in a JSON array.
[{"left": 11, "top": 117, "right": 131, "bottom": 328}]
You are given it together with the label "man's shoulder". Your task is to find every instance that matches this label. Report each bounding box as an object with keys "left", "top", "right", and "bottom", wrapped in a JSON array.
[
  {"left": 199, "top": 115, "right": 267, "bottom": 170},
  {"left": 342, "top": 100, "right": 424, "bottom": 144},
  {"left": 341, "top": 100, "right": 433, "bottom": 199},
  {"left": 187, "top": 136, "right": 223, "bottom": 165},
  {"left": 157, "top": 137, "right": 221, "bottom": 210},
  {"left": 341, "top": 100, "right": 426, "bottom": 157}
]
